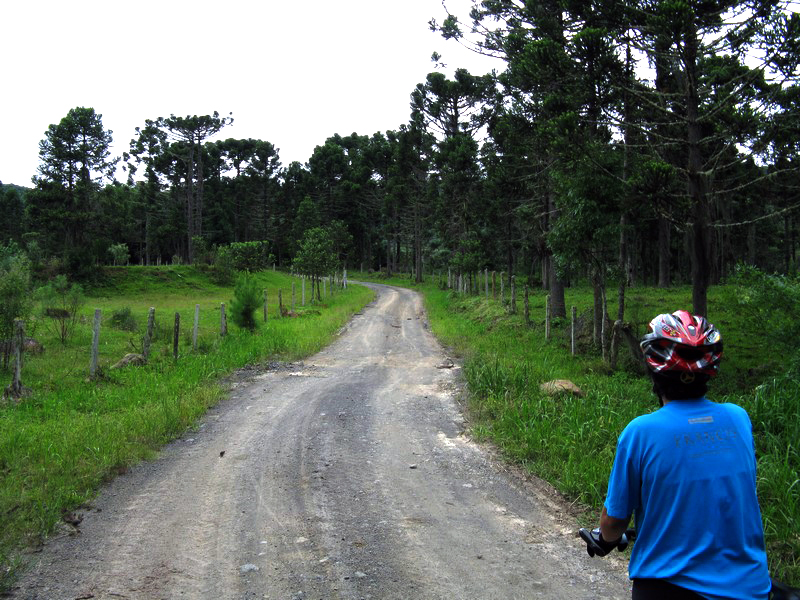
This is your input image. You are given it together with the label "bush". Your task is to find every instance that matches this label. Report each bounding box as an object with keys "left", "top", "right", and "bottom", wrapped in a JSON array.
[
  {"left": 109, "top": 243, "right": 129, "bottom": 266},
  {"left": 211, "top": 246, "right": 235, "bottom": 286},
  {"left": 36, "top": 275, "right": 86, "bottom": 345},
  {"left": 229, "top": 274, "right": 261, "bottom": 332},
  {"left": 192, "top": 236, "right": 212, "bottom": 265},
  {"left": 0, "top": 246, "right": 33, "bottom": 369},
  {"left": 227, "top": 241, "right": 274, "bottom": 271},
  {"left": 731, "top": 265, "right": 800, "bottom": 356},
  {"left": 64, "top": 246, "right": 101, "bottom": 282},
  {"left": 744, "top": 359, "right": 800, "bottom": 583},
  {"left": 109, "top": 307, "right": 138, "bottom": 332}
]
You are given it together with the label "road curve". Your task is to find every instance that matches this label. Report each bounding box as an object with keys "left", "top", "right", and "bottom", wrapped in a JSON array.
[{"left": 12, "top": 283, "right": 631, "bottom": 600}]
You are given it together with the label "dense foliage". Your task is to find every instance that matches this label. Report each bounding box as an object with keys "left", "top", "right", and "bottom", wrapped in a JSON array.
[{"left": 2, "top": 2, "right": 797, "bottom": 325}]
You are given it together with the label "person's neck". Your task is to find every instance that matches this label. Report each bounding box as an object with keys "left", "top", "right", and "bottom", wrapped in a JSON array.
[{"left": 660, "top": 396, "right": 705, "bottom": 406}]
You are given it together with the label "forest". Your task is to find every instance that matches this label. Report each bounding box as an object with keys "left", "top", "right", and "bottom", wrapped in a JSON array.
[{"left": 0, "top": 0, "right": 798, "bottom": 327}]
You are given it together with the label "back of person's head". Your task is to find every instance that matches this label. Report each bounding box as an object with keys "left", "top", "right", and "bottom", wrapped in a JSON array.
[{"left": 640, "top": 310, "right": 723, "bottom": 402}]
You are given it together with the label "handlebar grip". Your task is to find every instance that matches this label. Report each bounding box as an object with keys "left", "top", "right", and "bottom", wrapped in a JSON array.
[
  {"left": 771, "top": 579, "right": 800, "bottom": 600},
  {"left": 579, "top": 527, "right": 631, "bottom": 558}
]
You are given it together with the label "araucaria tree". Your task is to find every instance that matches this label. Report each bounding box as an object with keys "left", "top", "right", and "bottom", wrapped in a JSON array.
[
  {"left": 28, "top": 107, "right": 118, "bottom": 270},
  {"left": 133, "top": 112, "right": 234, "bottom": 264}
]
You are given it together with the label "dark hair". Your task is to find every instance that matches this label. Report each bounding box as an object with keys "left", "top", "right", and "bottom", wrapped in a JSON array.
[{"left": 651, "top": 371, "right": 709, "bottom": 401}]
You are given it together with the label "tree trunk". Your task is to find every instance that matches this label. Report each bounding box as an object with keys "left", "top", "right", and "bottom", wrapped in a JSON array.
[
  {"left": 186, "top": 143, "right": 196, "bottom": 264},
  {"left": 593, "top": 274, "right": 603, "bottom": 349},
  {"left": 786, "top": 215, "right": 792, "bottom": 274},
  {"left": 547, "top": 191, "right": 566, "bottom": 318},
  {"left": 658, "top": 217, "right": 672, "bottom": 287},
  {"left": 414, "top": 203, "right": 423, "bottom": 283},
  {"left": 197, "top": 142, "right": 205, "bottom": 250},
  {"left": 685, "top": 30, "right": 710, "bottom": 317}
]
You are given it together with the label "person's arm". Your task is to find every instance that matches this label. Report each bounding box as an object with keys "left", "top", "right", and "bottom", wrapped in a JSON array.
[{"left": 600, "top": 506, "right": 630, "bottom": 542}]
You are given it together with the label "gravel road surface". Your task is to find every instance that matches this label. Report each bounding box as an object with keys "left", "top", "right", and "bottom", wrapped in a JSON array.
[{"left": 12, "top": 283, "right": 631, "bottom": 600}]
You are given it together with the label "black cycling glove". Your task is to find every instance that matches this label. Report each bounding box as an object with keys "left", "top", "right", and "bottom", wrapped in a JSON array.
[{"left": 579, "top": 527, "right": 628, "bottom": 557}]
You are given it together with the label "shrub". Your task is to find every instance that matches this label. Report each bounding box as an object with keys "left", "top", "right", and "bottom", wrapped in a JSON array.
[
  {"left": 109, "top": 307, "right": 138, "bottom": 332},
  {"left": 229, "top": 274, "right": 261, "bottom": 332},
  {"left": 192, "top": 236, "right": 212, "bottom": 265},
  {"left": 64, "top": 246, "right": 101, "bottom": 282},
  {"left": 0, "top": 246, "right": 33, "bottom": 369},
  {"left": 36, "top": 275, "right": 86, "bottom": 345},
  {"left": 109, "top": 243, "right": 129, "bottom": 266},
  {"left": 227, "top": 241, "right": 274, "bottom": 271},
  {"left": 211, "top": 246, "right": 235, "bottom": 286},
  {"left": 731, "top": 265, "right": 800, "bottom": 356}
]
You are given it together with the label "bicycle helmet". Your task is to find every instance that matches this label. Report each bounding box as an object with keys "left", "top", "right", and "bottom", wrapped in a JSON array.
[{"left": 640, "top": 310, "right": 723, "bottom": 381}]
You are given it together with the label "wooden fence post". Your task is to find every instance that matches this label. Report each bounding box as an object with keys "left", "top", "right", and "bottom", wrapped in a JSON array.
[
  {"left": 193, "top": 304, "right": 200, "bottom": 351},
  {"left": 143, "top": 307, "right": 155, "bottom": 361},
  {"left": 6, "top": 319, "right": 25, "bottom": 398},
  {"left": 173, "top": 312, "right": 180, "bottom": 361},
  {"left": 546, "top": 296, "right": 551, "bottom": 341},
  {"left": 511, "top": 276, "right": 517, "bottom": 314},
  {"left": 571, "top": 306, "right": 577, "bottom": 355},
  {"left": 524, "top": 286, "right": 530, "bottom": 326},
  {"left": 263, "top": 289, "right": 268, "bottom": 322},
  {"left": 220, "top": 303, "right": 227, "bottom": 336},
  {"left": 90, "top": 309, "right": 102, "bottom": 378},
  {"left": 610, "top": 320, "right": 622, "bottom": 370},
  {"left": 278, "top": 289, "right": 283, "bottom": 316},
  {"left": 601, "top": 292, "right": 608, "bottom": 363}
]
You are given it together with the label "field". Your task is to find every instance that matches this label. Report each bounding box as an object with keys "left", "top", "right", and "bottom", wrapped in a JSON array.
[
  {"left": 356, "top": 271, "right": 799, "bottom": 586},
  {"left": 0, "top": 266, "right": 374, "bottom": 587}
]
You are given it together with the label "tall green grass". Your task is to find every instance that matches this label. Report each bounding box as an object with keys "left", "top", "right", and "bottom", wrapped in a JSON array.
[
  {"left": 0, "top": 267, "right": 373, "bottom": 588},
  {"left": 357, "top": 273, "right": 799, "bottom": 586}
]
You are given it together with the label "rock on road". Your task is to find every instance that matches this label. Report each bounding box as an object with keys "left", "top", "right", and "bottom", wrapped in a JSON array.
[{"left": 12, "top": 283, "right": 631, "bottom": 600}]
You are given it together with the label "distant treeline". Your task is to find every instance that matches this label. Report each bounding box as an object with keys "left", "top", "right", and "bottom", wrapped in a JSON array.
[{"left": 1, "top": 1, "right": 799, "bottom": 326}]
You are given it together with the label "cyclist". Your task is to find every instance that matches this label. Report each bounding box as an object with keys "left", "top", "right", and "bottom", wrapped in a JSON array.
[{"left": 587, "top": 310, "right": 771, "bottom": 599}]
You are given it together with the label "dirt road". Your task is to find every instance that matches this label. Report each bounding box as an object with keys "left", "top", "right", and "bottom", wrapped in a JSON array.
[{"left": 12, "top": 283, "right": 631, "bottom": 599}]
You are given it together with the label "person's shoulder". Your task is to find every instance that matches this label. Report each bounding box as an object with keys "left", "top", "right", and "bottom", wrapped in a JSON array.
[
  {"left": 713, "top": 400, "right": 752, "bottom": 422},
  {"left": 619, "top": 409, "right": 663, "bottom": 439}
]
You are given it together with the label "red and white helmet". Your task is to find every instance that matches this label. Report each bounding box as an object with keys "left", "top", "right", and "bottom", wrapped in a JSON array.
[{"left": 640, "top": 310, "right": 723, "bottom": 378}]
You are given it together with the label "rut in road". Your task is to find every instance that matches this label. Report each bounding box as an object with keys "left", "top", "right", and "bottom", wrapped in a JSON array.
[{"left": 12, "top": 283, "right": 631, "bottom": 600}]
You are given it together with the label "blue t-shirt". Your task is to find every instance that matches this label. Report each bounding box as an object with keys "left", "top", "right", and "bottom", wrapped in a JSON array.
[{"left": 604, "top": 398, "right": 771, "bottom": 600}]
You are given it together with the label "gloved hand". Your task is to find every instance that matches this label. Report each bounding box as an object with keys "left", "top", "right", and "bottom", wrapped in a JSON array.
[
  {"left": 771, "top": 579, "right": 800, "bottom": 600},
  {"left": 579, "top": 527, "right": 629, "bottom": 557}
]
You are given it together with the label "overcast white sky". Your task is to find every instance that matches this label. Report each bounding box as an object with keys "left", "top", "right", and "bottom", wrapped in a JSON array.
[{"left": 0, "top": 0, "right": 502, "bottom": 186}]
